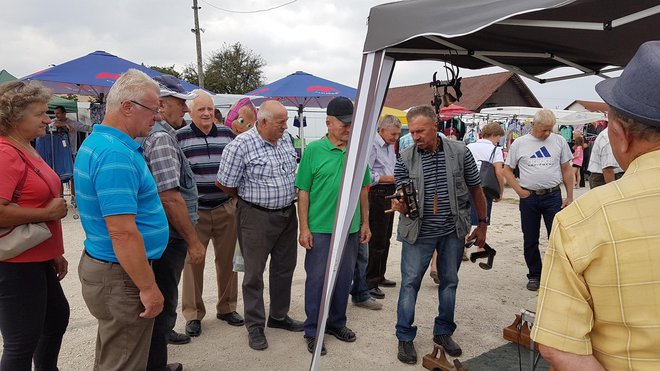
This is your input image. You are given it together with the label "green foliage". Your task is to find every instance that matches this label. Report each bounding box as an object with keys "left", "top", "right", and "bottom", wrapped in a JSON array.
[
  {"left": 144, "top": 64, "right": 182, "bottom": 79},
  {"left": 204, "top": 42, "right": 266, "bottom": 94}
]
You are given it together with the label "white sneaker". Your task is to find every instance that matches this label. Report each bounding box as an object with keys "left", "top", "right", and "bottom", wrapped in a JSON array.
[{"left": 354, "top": 297, "right": 383, "bottom": 310}]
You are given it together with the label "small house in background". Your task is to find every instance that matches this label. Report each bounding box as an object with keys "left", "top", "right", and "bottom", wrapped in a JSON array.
[
  {"left": 564, "top": 100, "right": 609, "bottom": 114},
  {"left": 384, "top": 71, "right": 541, "bottom": 111}
]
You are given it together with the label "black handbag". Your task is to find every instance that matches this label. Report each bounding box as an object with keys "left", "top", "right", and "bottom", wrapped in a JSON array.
[{"left": 479, "top": 146, "right": 500, "bottom": 199}]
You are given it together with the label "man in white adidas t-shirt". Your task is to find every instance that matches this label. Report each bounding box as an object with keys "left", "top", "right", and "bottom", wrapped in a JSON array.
[{"left": 503, "top": 109, "right": 573, "bottom": 291}]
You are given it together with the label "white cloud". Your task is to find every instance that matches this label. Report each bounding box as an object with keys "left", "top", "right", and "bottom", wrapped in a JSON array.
[{"left": 0, "top": 0, "right": 606, "bottom": 108}]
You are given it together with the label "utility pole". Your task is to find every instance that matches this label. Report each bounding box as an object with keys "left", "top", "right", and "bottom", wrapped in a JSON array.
[{"left": 192, "top": 0, "right": 205, "bottom": 88}]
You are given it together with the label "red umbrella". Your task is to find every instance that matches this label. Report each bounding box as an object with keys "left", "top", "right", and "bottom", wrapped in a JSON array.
[{"left": 439, "top": 104, "right": 474, "bottom": 120}]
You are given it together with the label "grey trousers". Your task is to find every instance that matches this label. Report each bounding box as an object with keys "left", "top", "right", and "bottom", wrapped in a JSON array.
[
  {"left": 79, "top": 253, "right": 154, "bottom": 371},
  {"left": 235, "top": 199, "right": 298, "bottom": 330}
]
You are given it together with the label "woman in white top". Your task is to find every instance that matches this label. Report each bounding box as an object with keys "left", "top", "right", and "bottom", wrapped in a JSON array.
[{"left": 466, "top": 122, "right": 505, "bottom": 225}]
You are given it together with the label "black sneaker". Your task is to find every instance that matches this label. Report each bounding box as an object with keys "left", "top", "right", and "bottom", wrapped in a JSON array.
[
  {"left": 380, "top": 278, "right": 396, "bottom": 287},
  {"left": 305, "top": 336, "right": 327, "bottom": 356},
  {"left": 267, "top": 315, "right": 304, "bottom": 332},
  {"left": 369, "top": 287, "right": 385, "bottom": 299},
  {"left": 527, "top": 279, "right": 540, "bottom": 291},
  {"left": 397, "top": 341, "right": 417, "bottom": 364},
  {"left": 167, "top": 330, "right": 191, "bottom": 345},
  {"left": 325, "top": 326, "right": 356, "bottom": 342},
  {"left": 185, "top": 320, "right": 201, "bottom": 337},
  {"left": 433, "top": 334, "right": 462, "bottom": 357},
  {"left": 166, "top": 363, "right": 183, "bottom": 371},
  {"left": 248, "top": 327, "right": 268, "bottom": 350}
]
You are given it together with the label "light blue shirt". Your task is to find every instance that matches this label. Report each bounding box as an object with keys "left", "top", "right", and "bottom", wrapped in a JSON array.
[
  {"left": 74, "top": 124, "right": 169, "bottom": 262},
  {"left": 369, "top": 133, "right": 396, "bottom": 186}
]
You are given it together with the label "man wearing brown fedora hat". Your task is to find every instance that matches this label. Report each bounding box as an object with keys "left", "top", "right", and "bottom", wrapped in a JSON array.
[{"left": 532, "top": 41, "right": 660, "bottom": 370}]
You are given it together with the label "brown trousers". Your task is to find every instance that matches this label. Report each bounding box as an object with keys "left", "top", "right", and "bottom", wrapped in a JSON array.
[
  {"left": 78, "top": 252, "right": 154, "bottom": 371},
  {"left": 182, "top": 200, "right": 239, "bottom": 320}
]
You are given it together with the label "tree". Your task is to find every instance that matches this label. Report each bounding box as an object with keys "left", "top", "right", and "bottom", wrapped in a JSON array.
[
  {"left": 144, "top": 64, "right": 181, "bottom": 79},
  {"left": 182, "top": 42, "right": 266, "bottom": 94}
]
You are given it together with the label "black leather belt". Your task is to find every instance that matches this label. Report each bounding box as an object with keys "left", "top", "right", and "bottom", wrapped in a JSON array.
[
  {"left": 524, "top": 185, "right": 561, "bottom": 196},
  {"left": 239, "top": 198, "right": 293, "bottom": 213},
  {"left": 85, "top": 250, "right": 153, "bottom": 265}
]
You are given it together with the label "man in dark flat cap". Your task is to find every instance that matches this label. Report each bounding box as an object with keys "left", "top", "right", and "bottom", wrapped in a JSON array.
[{"left": 532, "top": 41, "right": 660, "bottom": 371}]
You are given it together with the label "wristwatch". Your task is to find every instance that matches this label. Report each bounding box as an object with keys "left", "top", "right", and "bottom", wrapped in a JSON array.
[{"left": 478, "top": 217, "right": 489, "bottom": 225}]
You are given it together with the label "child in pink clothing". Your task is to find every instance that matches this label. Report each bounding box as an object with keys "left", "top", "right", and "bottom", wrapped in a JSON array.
[{"left": 572, "top": 136, "right": 585, "bottom": 188}]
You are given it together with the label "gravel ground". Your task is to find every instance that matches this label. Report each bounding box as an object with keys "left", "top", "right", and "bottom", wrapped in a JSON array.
[{"left": 2, "top": 185, "right": 590, "bottom": 370}]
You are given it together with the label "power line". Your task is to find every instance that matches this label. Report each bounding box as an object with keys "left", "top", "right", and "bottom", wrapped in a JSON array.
[{"left": 199, "top": 0, "right": 297, "bottom": 14}]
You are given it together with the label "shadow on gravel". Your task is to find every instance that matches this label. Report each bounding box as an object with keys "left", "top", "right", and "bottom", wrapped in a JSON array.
[{"left": 461, "top": 343, "right": 549, "bottom": 371}]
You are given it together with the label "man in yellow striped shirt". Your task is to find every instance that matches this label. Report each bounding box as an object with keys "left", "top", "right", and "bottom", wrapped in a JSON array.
[{"left": 532, "top": 41, "right": 660, "bottom": 371}]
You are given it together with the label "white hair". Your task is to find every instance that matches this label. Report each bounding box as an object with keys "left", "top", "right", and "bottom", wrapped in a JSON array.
[
  {"left": 106, "top": 69, "right": 159, "bottom": 110},
  {"left": 186, "top": 89, "right": 213, "bottom": 111},
  {"left": 257, "top": 100, "right": 285, "bottom": 122}
]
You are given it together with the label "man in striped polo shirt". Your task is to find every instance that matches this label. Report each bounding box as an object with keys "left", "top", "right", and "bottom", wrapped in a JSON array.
[
  {"left": 390, "top": 105, "right": 488, "bottom": 365},
  {"left": 177, "top": 91, "right": 244, "bottom": 338}
]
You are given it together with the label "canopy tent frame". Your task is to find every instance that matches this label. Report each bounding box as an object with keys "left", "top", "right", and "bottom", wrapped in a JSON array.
[{"left": 308, "top": 1, "right": 660, "bottom": 369}]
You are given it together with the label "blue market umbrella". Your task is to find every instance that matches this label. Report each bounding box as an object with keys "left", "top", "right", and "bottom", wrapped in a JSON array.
[
  {"left": 21, "top": 50, "right": 204, "bottom": 97},
  {"left": 246, "top": 71, "right": 356, "bottom": 151}
]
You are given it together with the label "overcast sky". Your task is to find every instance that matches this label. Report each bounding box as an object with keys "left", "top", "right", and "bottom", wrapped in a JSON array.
[{"left": 1, "top": 0, "right": 607, "bottom": 109}]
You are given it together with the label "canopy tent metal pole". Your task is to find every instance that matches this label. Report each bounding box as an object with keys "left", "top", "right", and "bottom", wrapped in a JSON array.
[
  {"left": 309, "top": 50, "right": 395, "bottom": 371},
  {"left": 499, "top": 5, "right": 660, "bottom": 30}
]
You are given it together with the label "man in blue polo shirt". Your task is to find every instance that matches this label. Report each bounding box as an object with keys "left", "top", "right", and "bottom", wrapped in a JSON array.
[{"left": 74, "top": 69, "right": 169, "bottom": 371}]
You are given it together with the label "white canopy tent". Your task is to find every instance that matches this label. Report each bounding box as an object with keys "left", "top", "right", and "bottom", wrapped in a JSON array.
[{"left": 480, "top": 106, "right": 606, "bottom": 125}]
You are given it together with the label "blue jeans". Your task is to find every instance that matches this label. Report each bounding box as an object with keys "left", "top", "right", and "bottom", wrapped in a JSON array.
[
  {"left": 350, "top": 243, "right": 370, "bottom": 303},
  {"left": 304, "top": 233, "right": 359, "bottom": 338},
  {"left": 147, "top": 237, "right": 188, "bottom": 370},
  {"left": 396, "top": 232, "right": 464, "bottom": 342},
  {"left": 519, "top": 191, "right": 562, "bottom": 280}
]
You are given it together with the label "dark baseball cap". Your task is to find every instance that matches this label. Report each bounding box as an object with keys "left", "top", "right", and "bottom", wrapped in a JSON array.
[
  {"left": 153, "top": 75, "right": 197, "bottom": 100},
  {"left": 327, "top": 96, "right": 353, "bottom": 124}
]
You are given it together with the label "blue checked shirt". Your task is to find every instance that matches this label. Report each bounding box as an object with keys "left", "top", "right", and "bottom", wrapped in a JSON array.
[{"left": 217, "top": 127, "right": 297, "bottom": 209}]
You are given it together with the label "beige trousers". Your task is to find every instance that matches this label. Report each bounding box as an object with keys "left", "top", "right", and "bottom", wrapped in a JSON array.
[
  {"left": 78, "top": 252, "right": 154, "bottom": 371},
  {"left": 182, "top": 200, "right": 239, "bottom": 320}
]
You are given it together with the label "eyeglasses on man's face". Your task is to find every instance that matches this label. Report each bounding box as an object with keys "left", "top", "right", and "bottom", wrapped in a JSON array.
[{"left": 128, "top": 100, "right": 161, "bottom": 115}]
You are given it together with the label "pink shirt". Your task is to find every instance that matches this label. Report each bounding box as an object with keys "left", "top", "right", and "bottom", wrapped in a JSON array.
[
  {"left": 0, "top": 137, "right": 64, "bottom": 262},
  {"left": 573, "top": 145, "right": 584, "bottom": 167}
]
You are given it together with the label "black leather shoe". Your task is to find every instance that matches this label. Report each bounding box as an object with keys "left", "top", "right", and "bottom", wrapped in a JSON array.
[
  {"left": 248, "top": 327, "right": 268, "bottom": 350},
  {"left": 369, "top": 287, "right": 385, "bottom": 299},
  {"left": 380, "top": 278, "right": 397, "bottom": 287},
  {"left": 397, "top": 341, "right": 417, "bottom": 364},
  {"left": 433, "top": 334, "right": 462, "bottom": 357},
  {"left": 217, "top": 311, "right": 245, "bottom": 326},
  {"left": 167, "top": 330, "right": 191, "bottom": 345},
  {"left": 166, "top": 363, "right": 183, "bottom": 371},
  {"left": 267, "top": 315, "right": 304, "bottom": 332},
  {"left": 325, "top": 326, "right": 356, "bottom": 342},
  {"left": 305, "top": 336, "right": 327, "bottom": 356},
  {"left": 527, "top": 279, "right": 540, "bottom": 291},
  {"left": 185, "top": 320, "right": 201, "bottom": 337}
]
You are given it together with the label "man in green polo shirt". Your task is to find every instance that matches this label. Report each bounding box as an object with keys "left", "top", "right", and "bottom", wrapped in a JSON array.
[{"left": 295, "top": 96, "right": 371, "bottom": 355}]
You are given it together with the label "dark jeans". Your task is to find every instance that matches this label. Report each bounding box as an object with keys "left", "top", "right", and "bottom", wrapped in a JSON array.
[
  {"left": 519, "top": 191, "right": 562, "bottom": 280},
  {"left": 350, "top": 243, "right": 370, "bottom": 303},
  {"left": 396, "top": 233, "right": 464, "bottom": 341},
  {"left": 0, "top": 261, "right": 70, "bottom": 371},
  {"left": 147, "top": 237, "right": 187, "bottom": 371},
  {"left": 304, "top": 233, "right": 359, "bottom": 338},
  {"left": 366, "top": 185, "right": 396, "bottom": 289}
]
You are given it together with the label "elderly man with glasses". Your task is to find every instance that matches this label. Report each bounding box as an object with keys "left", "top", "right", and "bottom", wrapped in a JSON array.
[{"left": 137, "top": 75, "right": 207, "bottom": 371}]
